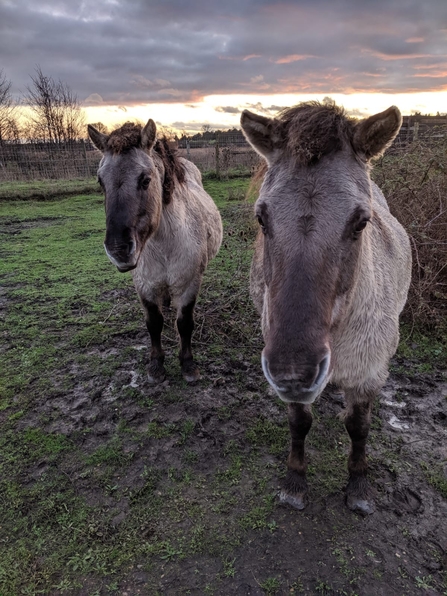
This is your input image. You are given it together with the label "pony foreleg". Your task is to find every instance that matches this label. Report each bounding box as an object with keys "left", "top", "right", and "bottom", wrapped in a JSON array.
[
  {"left": 141, "top": 298, "right": 166, "bottom": 384},
  {"left": 176, "top": 298, "right": 200, "bottom": 383},
  {"left": 343, "top": 397, "right": 375, "bottom": 515},
  {"left": 280, "top": 403, "right": 313, "bottom": 510}
]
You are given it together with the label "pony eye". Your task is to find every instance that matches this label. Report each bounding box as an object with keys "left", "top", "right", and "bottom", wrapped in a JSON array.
[
  {"left": 353, "top": 218, "right": 369, "bottom": 238},
  {"left": 257, "top": 215, "right": 266, "bottom": 233},
  {"left": 138, "top": 174, "right": 151, "bottom": 190}
]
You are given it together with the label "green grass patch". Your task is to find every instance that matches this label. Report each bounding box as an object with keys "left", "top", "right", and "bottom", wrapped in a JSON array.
[{"left": 0, "top": 178, "right": 100, "bottom": 201}]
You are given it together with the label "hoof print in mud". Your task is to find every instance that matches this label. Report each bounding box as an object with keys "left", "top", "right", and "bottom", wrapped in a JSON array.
[{"left": 391, "top": 487, "right": 423, "bottom": 515}]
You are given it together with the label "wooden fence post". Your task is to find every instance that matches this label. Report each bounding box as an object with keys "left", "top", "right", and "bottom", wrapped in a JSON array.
[
  {"left": 215, "top": 132, "right": 220, "bottom": 179},
  {"left": 82, "top": 140, "right": 90, "bottom": 177}
]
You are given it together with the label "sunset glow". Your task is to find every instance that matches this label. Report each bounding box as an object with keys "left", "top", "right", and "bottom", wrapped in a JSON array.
[
  {"left": 1, "top": 0, "right": 447, "bottom": 134},
  {"left": 84, "top": 91, "right": 447, "bottom": 135}
]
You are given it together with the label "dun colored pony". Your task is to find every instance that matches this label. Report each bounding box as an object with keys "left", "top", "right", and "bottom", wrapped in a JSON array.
[
  {"left": 88, "top": 120, "right": 222, "bottom": 383},
  {"left": 241, "top": 102, "right": 411, "bottom": 514}
]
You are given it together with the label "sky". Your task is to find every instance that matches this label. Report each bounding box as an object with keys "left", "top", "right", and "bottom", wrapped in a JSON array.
[{"left": 1, "top": 0, "right": 447, "bottom": 134}]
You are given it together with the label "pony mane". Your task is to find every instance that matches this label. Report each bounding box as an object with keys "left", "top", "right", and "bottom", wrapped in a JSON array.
[
  {"left": 106, "top": 122, "right": 142, "bottom": 153},
  {"left": 277, "top": 101, "right": 357, "bottom": 164},
  {"left": 247, "top": 101, "right": 358, "bottom": 199},
  {"left": 106, "top": 122, "right": 185, "bottom": 204},
  {"left": 154, "top": 137, "right": 185, "bottom": 204}
]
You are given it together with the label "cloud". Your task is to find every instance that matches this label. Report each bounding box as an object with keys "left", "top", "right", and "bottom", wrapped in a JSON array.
[
  {"left": 273, "top": 54, "right": 314, "bottom": 64},
  {"left": 244, "top": 101, "right": 284, "bottom": 115},
  {"left": 154, "top": 78, "right": 171, "bottom": 87},
  {"left": 215, "top": 106, "right": 241, "bottom": 113},
  {"left": 2, "top": 0, "right": 447, "bottom": 106},
  {"left": 170, "top": 120, "right": 231, "bottom": 133},
  {"left": 83, "top": 93, "right": 104, "bottom": 105}
]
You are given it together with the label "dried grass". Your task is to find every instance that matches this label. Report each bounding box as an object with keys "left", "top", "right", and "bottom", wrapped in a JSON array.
[{"left": 372, "top": 138, "right": 447, "bottom": 332}]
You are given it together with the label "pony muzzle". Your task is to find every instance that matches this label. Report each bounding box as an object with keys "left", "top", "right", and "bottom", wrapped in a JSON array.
[
  {"left": 261, "top": 350, "right": 331, "bottom": 404},
  {"left": 104, "top": 240, "right": 138, "bottom": 272}
]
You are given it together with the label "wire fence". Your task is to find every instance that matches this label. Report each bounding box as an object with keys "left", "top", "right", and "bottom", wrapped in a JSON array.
[
  {"left": 0, "top": 137, "right": 261, "bottom": 182},
  {"left": 1, "top": 116, "right": 446, "bottom": 182}
]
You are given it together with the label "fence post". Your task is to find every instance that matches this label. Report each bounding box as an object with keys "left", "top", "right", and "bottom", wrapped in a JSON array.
[
  {"left": 215, "top": 132, "right": 220, "bottom": 179},
  {"left": 82, "top": 140, "right": 90, "bottom": 177}
]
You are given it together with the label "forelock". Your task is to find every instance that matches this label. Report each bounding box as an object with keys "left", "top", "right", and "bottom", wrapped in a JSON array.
[
  {"left": 106, "top": 122, "right": 142, "bottom": 154},
  {"left": 277, "top": 101, "right": 357, "bottom": 165}
]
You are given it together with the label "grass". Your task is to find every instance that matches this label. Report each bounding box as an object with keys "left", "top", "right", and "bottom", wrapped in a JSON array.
[
  {"left": 0, "top": 178, "right": 100, "bottom": 201},
  {"left": 0, "top": 179, "right": 271, "bottom": 594},
  {"left": 0, "top": 176, "right": 446, "bottom": 595}
]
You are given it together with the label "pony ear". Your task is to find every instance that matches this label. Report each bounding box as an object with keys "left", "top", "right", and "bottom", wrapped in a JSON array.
[
  {"left": 353, "top": 106, "right": 402, "bottom": 160},
  {"left": 240, "top": 110, "right": 279, "bottom": 161},
  {"left": 87, "top": 124, "right": 108, "bottom": 152},
  {"left": 141, "top": 118, "right": 157, "bottom": 151}
]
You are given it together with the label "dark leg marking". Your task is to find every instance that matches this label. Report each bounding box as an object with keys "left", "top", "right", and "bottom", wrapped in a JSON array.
[
  {"left": 280, "top": 403, "right": 313, "bottom": 510},
  {"left": 177, "top": 299, "right": 199, "bottom": 383},
  {"left": 344, "top": 400, "right": 375, "bottom": 515},
  {"left": 141, "top": 298, "right": 166, "bottom": 384}
]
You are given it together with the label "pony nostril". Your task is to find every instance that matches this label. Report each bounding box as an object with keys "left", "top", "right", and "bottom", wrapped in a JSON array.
[
  {"left": 312, "top": 353, "right": 330, "bottom": 389},
  {"left": 128, "top": 239, "right": 135, "bottom": 256},
  {"left": 261, "top": 350, "right": 330, "bottom": 394}
]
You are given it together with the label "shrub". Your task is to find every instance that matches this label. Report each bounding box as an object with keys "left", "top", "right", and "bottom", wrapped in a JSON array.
[{"left": 372, "top": 135, "right": 447, "bottom": 333}]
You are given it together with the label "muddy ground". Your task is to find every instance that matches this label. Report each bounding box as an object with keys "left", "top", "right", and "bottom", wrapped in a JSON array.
[
  {"left": 15, "top": 303, "right": 447, "bottom": 595},
  {"left": 1, "top": 192, "right": 446, "bottom": 595}
]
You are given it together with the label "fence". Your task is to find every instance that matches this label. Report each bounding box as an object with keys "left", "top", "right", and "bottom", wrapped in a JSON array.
[
  {"left": 0, "top": 137, "right": 261, "bottom": 182},
  {"left": 0, "top": 140, "right": 100, "bottom": 181},
  {"left": 2, "top": 116, "right": 447, "bottom": 182}
]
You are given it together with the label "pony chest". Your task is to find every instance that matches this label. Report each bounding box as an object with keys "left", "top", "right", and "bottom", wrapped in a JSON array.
[{"left": 138, "top": 235, "right": 200, "bottom": 281}]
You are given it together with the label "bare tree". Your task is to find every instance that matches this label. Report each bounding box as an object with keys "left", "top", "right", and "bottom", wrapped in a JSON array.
[
  {"left": 24, "top": 66, "right": 85, "bottom": 142},
  {"left": 88, "top": 121, "right": 109, "bottom": 135},
  {"left": 0, "top": 70, "right": 21, "bottom": 143}
]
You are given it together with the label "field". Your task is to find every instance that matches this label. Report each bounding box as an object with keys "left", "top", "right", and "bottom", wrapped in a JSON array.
[{"left": 0, "top": 178, "right": 446, "bottom": 596}]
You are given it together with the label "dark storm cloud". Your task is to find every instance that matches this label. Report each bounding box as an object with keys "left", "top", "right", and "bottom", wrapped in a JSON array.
[{"left": 1, "top": 0, "right": 446, "bottom": 105}]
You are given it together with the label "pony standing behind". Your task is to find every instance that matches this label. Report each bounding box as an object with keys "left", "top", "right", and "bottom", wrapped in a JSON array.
[
  {"left": 241, "top": 102, "right": 411, "bottom": 514},
  {"left": 88, "top": 119, "right": 222, "bottom": 383}
]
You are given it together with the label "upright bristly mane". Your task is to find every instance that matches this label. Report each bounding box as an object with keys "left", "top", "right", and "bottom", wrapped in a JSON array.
[
  {"left": 106, "top": 122, "right": 185, "bottom": 204},
  {"left": 277, "top": 101, "right": 356, "bottom": 165},
  {"left": 247, "top": 102, "right": 357, "bottom": 199},
  {"left": 106, "top": 122, "right": 142, "bottom": 153}
]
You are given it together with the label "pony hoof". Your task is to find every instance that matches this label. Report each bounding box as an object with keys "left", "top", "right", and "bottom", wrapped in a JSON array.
[
  {"left": 279, "top": 490, "right": 308, "bottom": 510},
  {"left": 147, "top": 362, "right": 166, "bottom": 385},
  {"left": 346, "top": 495, "right": 375, "bottom": 516},
  {"left": 182, "top": 362, "right": 200, "bottom": 384},
  {"left": 147, "top": 371, "right": 166, "bottom": 384}
]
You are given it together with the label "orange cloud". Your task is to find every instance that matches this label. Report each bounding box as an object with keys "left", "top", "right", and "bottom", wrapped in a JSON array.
[
  {"left": 274, "top": 54, "right": 314, "bottom": 64},
  {"left": 406, "top": 37, "right": 424, "bottom": 43},
  {"left": 412, "top": 71, "right": 447, "bottom": 78},
  {"left": 218, "top": 54, "right": 261, "bottom": 61}
]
